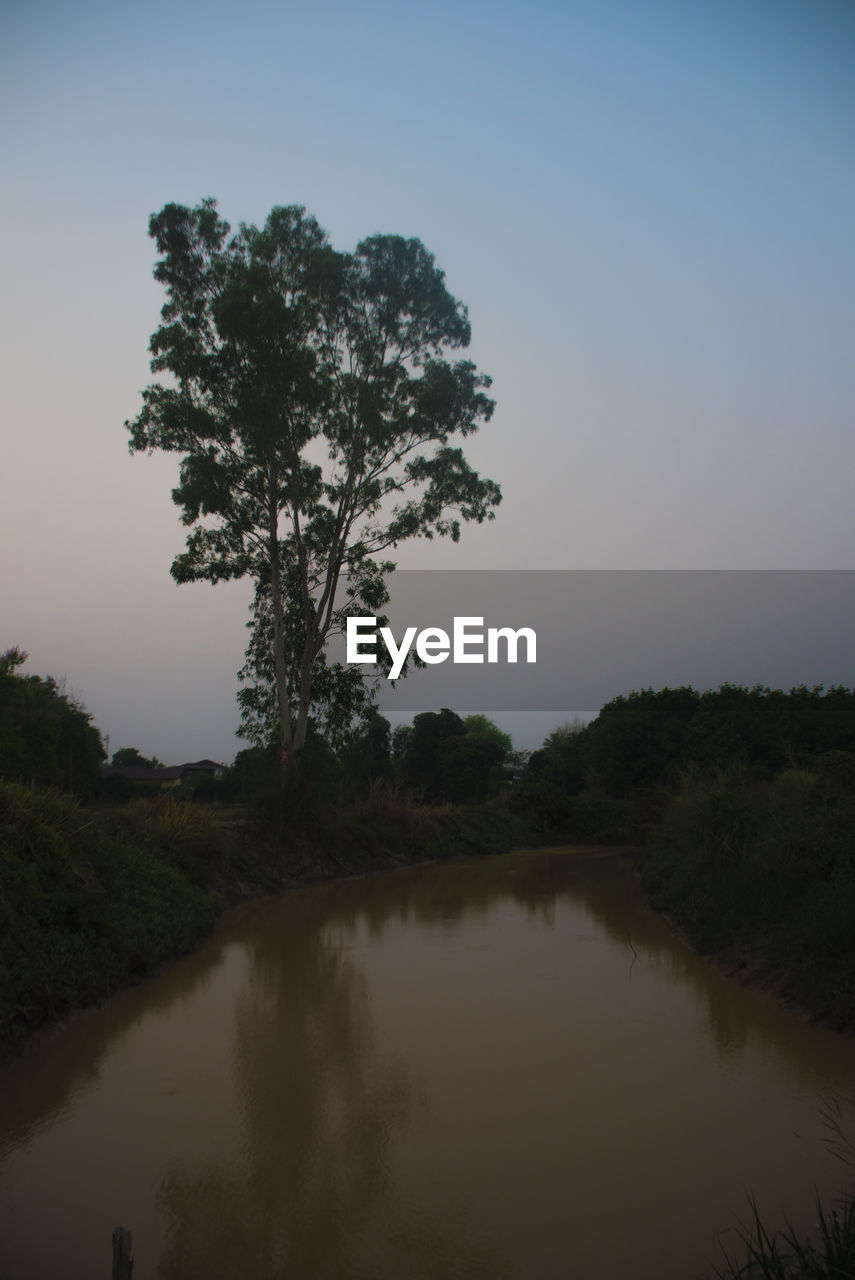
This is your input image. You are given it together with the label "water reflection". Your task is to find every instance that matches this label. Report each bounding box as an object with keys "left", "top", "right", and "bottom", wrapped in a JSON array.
[
  {"left": 152, "top": 890, "right": 509, "bottom": 1278},
  {"left": 1, "top": 849, "right": 853, "bottom": 1280},
  {"left": 0, "top": 931, "right": 231, "bottom": 1155}
]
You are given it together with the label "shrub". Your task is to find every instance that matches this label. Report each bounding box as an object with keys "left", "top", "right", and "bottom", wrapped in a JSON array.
[{"left": 0, "top": 779, "right": 215, "bottom": 1046}]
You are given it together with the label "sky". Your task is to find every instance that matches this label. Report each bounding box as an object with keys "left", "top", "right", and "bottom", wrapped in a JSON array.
[{"left": 2, "top": 0, "right": 853, "bottom": 762}]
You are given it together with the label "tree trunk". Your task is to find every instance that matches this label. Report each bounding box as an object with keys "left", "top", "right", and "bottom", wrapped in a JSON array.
[
  {"left": 293, "top": 645, "right": 315, "bottom": 751},
  {"left": 267, "top": 461, "right": 293, "bottom": 765}
]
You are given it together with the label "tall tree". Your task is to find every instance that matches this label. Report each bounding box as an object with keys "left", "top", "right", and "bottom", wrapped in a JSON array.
[{"left": 127, "top": 200, "right": 500, "bottom": 758}]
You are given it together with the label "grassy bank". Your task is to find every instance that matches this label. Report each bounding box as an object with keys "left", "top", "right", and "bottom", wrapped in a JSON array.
[
  {"left": 0, "top": 779, "right": 533, "bottom": 1052},
  {"left": 708, "top": 1192, "right": 855, "bottom": 1279},
  {"left": 640, "top": 759, "right": 855, "bottom": 1032},
  {"left": 0, "top": 782, "right": 218, "bottom": 1049}
]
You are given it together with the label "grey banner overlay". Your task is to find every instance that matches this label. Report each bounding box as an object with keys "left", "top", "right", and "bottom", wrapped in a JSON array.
[{"left": 330, "top": 571, "right": 855, "bottom": 713}]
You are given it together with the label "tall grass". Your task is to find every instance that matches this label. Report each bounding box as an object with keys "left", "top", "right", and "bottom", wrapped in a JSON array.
[
  {"left": 708, "top": 1101, "right": 855, "bottom": 1277},
  {"left": 711, "top": 1193, "right": 855, "bottom": 1279},
  {"left": 123, "top": 792, "right": 219, "bottom": 846}
]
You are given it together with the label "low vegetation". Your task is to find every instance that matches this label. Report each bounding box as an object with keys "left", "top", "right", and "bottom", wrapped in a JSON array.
[
  {"left": 0, "top": 780, "right": 217, "bottom": 1047},
  {"left": 709, "top": 1192, "right": 855, "bottom": 1279},
  {"left": 0, "top": 780, "right": 531, "bottom": 1052},
  {"left": 641, "top": 760, "right": 855, "bottom": 1030}
]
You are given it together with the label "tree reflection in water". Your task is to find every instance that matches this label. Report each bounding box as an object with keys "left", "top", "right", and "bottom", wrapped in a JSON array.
[{"left": 154, "top": 885, "right": 511, "bottom": 1279}]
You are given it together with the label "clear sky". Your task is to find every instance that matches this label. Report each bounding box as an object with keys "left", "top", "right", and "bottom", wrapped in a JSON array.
[{"left": 2, "top": 0, "right": 853, "bottom": 762}]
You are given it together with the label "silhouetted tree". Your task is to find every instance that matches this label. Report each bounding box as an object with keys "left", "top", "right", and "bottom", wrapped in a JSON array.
[
  {"left": 0, "top": 649, "right": 105, "bottom": 797},
  {"left": 111, "top": 747, "right": 164, "bottom": 769},
  {"left": 127, "top": 199, "right": 500, "bottom": 763}
]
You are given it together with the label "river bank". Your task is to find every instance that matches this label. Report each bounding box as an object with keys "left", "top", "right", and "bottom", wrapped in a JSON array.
[
  {"left": 639, "top": 763, "right": 855, "bottom": 1035},
  {"left": 4, "top": 764, "right": 854, "bottom": 1063},
  {"left": 0, "top": 780, "right": 535, "bottom": 1058}
]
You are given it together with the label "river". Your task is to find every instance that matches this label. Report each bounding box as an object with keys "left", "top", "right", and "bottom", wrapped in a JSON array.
[{"left": 1, "top": 847, "right": 853, "bottom": 1279}]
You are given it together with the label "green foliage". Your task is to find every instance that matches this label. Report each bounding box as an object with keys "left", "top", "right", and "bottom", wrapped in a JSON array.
[
  {"left": 123, "top": 792, "right": 218, "bottom": 848},
  {"left": 398, "top": 708, "right": 465, "bottom": 799},
  {"left": 641, "top": 760, "right": 855, "bottom": 1028},
  {"left": 337, "top": 710, "right": 392, "bottom": 790},
  {"left": 295, "top": 783, "right": 532, "bottom": 867},
  {"left": 579, "top": 684, "right": 855, "bottom": 796},
  {"left": 127, "top": 199, "right": 500, "bottom": 755},
  {"left": 511, "top": 718, "right": 587, "bottom": 830},
  {"left": 393, "top": 709, "right": 513, "bottom": 802},
  {"left": 280, "top": 734, "right": 342, "bottom": 817},
  {"left": 462, "top": 714, "right": 513, "bottom": 755},
  {"left": 392, "top": 722, "right": 414, "bottom": 761},
  {"left": 512, "top": 686, "right": 855, "bottom": 843},
  {"left": 0, "top": 781, "right": 216, "bottom": 1045},
  {"left": 582, "top": 686, "right": 699, "bottom": 794},
  {"left": 231, "top": 744, "right": 280, "bottom": 799},
  {"left": 439, "top": 733, "right": 506, "bottom": 803},
  {"left": 236, "top": 571, "right": 385, "bottom": 752},
  {"left": 232, "top": 730, "right": 344, "bottom": 821},
  {"left": 0, "top": 649, "right": 105, "bottom": 798}
]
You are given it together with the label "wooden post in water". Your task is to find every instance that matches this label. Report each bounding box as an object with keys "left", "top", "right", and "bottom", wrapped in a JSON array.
[{"left": 112, "top": 1227, "right": 133, "bottom": 1278}]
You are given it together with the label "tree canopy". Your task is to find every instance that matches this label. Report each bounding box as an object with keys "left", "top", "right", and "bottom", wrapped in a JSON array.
[
  {"left": 127, "top": 200, "right": 500, "bottom": 757},
  {"left": 0, "top": 648, "right": 105, "bottom": 797},
  {"left": 110, "top": 747, "right": 164, "bottom": 769},
  {"left": 393, "top": 709, "right": 513, "bottom": 801}
]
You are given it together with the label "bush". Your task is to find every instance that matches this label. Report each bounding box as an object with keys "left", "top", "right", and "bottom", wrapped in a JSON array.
[
  {"left": 0, "top": 780, "right": 216, "bottom": 1046},
  {"left": 0, "top": 649, "right": 105, "bottom": 798},
  {"left": 641, "top": 762, "right": 855, "bottom": 1028}
]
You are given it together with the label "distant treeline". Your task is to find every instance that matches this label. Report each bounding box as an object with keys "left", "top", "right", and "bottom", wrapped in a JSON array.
[
  {"left": 227, "top": 708, "right": 519, "bottom": 813},
  {"left": 510, "top": 683, "right": 855, "bottom": 839}
]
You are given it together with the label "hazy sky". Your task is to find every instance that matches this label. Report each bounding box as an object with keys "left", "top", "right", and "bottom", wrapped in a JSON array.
[{"left": 2, "top": 0, "right": 853, "bottom": 762}]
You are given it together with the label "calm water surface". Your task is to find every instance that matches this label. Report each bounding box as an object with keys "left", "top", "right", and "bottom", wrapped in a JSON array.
[{"left": 1, "top": 848, "right": 854, "bottom": 1279}]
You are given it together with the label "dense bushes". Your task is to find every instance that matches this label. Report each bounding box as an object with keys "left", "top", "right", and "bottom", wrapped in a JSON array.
[
  {"left": 641, "top": 759, "right": 855, "bottom": 1029},
  {"left": 284, "top": 782, "right": 531, "bottom": 866},
  {"left": 509, "top": 721, "right": 631, "bottom": 840},
  {"left": 0, "top": 781, "right": 217, "bottom": 1046},
  {"left": 511, "top": 684, "right": 855, "bottom": 839},
  {"left": 391, "top": 710, "right": 514, "bottom": 803},
  {"left": 0, "top": 773, "right": 533, "bottom": 1050},
  {"left": 581, "top": 683, "right": 855, "bottom": 794},
  {"left": 0, "top": 648, "right": 105, "bottom": 798}
]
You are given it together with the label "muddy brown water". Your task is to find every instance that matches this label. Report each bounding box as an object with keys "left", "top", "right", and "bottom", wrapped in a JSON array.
[{"left": 1, "top": 847, "right": 854, "bottom": 1279}]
